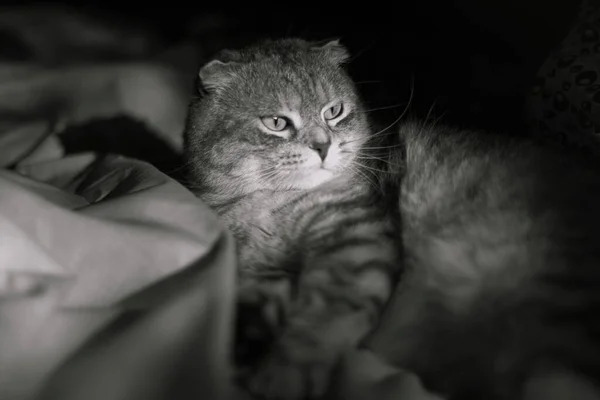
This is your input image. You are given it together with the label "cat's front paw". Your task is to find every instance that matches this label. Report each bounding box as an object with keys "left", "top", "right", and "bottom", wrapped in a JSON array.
[
  {"left": 235, "top": 284, "right": 285, "bottom": 370},
  {"left": 246, "top": 332, "right": 341, "bottom": 400}
]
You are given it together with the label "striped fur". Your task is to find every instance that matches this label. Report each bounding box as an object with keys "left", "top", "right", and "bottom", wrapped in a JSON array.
[{"left": 184, "top": 38, "right": 401, "bottom": 399}]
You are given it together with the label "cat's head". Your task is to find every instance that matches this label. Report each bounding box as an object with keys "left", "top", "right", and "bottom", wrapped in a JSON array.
[{"left": 184, "top": 38, "right": 370, "bottom": 201}]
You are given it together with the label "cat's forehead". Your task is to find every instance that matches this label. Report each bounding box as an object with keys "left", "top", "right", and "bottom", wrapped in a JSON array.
[{"left": 235, "top": 58, "right": 351, "bottom": 113}]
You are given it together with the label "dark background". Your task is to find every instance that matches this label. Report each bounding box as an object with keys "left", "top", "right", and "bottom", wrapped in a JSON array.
[{"left": 6, "top": 0, "right": 582, "bottom": 133}]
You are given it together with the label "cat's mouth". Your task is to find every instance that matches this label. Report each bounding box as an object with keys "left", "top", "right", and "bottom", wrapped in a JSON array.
[{"left": 320, "top": 158, "right": 340, "bottom": 172}]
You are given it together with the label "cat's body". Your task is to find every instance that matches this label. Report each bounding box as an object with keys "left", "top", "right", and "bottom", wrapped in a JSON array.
[
  {"left": 184, "top": 38, "right": 401, "bottom": 399},
  {"left": 367, "top": 122, "right": 600, "bottom": 400},
  {"left": 184, "top": 38, "right": 600, "bottom": 400}
]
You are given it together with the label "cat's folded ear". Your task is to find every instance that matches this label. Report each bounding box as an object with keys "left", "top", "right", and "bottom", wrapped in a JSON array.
[
  {"left": 198, "top": 50, "right": 242, "bottom": 94},
  {"left": 311, "top": 38, "right": 350, "bottom": 66}
]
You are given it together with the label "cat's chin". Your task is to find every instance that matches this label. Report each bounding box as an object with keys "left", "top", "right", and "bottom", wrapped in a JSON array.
[{"left": 289, "top": 168, "right": 337, "bottom": 190}]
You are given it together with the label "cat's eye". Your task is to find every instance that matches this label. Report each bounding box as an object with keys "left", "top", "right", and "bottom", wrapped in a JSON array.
[
  {"left": 323, "top": 103, "right": 344, "bottom": 120},
  {"left": 261, "top": 116, "right": 289, "bottom": 132}
]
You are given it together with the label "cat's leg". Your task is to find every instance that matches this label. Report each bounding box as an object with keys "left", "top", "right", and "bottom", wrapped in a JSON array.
[
  {"left": 226, "top": 194, "right": 303, "bottom": 384},
  {"left": 247, "top": 219, "right": 400, "bottom": 400},
  {"left": 235, "top": 274, "right": 291, "bottom": 372}
]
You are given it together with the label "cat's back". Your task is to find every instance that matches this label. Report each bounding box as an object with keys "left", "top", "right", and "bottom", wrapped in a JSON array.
[
  {"left": 398, "top": 121, "right": 600, "bottom": 309},
  {"left": 373, "top": 121, "right": 600, "bottom": 400},
  {"left": 399, "top": 121, "right": 600, "bottom": 251}
]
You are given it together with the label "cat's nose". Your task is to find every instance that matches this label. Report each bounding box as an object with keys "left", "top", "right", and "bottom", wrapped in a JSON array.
[{"left": 309, "top": 139, "right": 331, "bottom": 161}]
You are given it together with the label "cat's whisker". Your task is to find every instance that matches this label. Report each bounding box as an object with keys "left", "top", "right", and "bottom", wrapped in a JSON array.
[
  {"left": 354, "top": 155, "right": 400, "bottom": 168},
  {"left": 350, "top": 159, "right": 384, "bottom": 180},
  {"left": 357, "top": 148, "right": 396, "bottom": 155},
  {"left": 352, "top": 161, "right": 389, "bottom": 175},
  {"left": 178, "top": 182, "right": 205, "bottom": 191},
  {"left": 341, "top": 114, "right": 410, "bottom": 146},
  {"left": 163, "top": 157, "right": 202, "bottom": 175},
  {"left": 339, "top": 137, "right": 367, "bottom": 145},
  {"left": 348, "top": 37, "right": 380, "bottom": 63},
  {"left": 360, "top": 144, "right": 404, "bottom": 150},
  {"left": 355, "top": 153, "right": 389, "bottom": 160},
  {"left": 355, "top": 149, "right": 391, "bottom": 158},
  {"left": 421, "top": 97, "right": 444, "bottom": 128},
  {"left": 424, "top": 99, "right": 438, "bottom": 125},
  {"left": 259, "top": 173, "right": 278, "bottom": 182},
  {"left": 347, "top": 164, "right": 379, "bottom": 191},
  {"left": 429, "top": 109, "right": 448, "bottom": 130},
  {"left": 258, "top": 167, "right": 280, "bottom": 182},
  {"left": 340, "top": 130, "right": 396, "bottom": 145},
  {"left": 368, "top": 128, "right": 402, "bottom": 139},
  {"left": 358, "top": 102, "right": 408, "bottom": 114},
  {"left": 354, "top": 80, "right": 383, "bottom": 85},
  {"left": 368, "top": 78, "right": 415, "bottom": 138},
  {"left": 259, "top": 165, "right": 277, "bottom": 174}
]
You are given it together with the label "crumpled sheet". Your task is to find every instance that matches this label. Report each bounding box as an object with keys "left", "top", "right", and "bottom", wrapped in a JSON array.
[
  {"left": 0, "top": 127, "right": 238, "bottom": 400},
  {"left": 0, "top": 49, "right": 442, "bottom": 400}
]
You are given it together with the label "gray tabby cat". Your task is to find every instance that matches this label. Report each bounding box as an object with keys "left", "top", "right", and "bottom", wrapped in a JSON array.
[
  {"left": 184, "top": 38, "right": 400, "bottom": 400},
  {"left": 184, "top": 38, "right": 600, "bottom": 400}
]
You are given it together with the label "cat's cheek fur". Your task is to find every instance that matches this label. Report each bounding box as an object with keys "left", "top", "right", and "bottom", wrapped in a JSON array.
[
  {"left": 229, "top": 156, "right": 264, "bottom": 185},
  {"left": 322, "top": 141, "right": 343, "bottom": 171}
]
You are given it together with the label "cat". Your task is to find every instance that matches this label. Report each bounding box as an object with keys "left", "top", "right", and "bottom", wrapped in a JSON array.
[
  {"left": 185, "top": 36, "right": 600, "bottom": 400},
  {"left": 183, "top": 38, "right": 402, "bottom": 400}
]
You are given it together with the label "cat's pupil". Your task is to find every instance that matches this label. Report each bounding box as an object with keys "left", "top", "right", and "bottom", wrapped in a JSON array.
[
  {"left": 272, "top": 116, "right": 286, "bottom": 130},
  {"left": 273, "top": 117, "right": 285, "bottom": 129}
]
